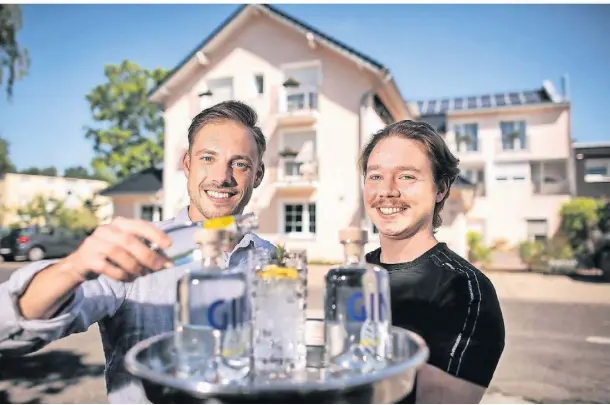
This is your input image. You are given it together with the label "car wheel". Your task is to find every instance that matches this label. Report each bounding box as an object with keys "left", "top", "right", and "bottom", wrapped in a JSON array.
[{"left": 27, "top": 246, "right": 45, "bottom": 262}]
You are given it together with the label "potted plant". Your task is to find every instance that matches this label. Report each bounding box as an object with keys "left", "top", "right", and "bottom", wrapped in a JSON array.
[{"left": 278, "top": 148, "right": 299, "bottom": 158}]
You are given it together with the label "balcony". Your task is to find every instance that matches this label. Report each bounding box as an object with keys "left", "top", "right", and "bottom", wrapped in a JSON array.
[
  {"left": 277, "top": 157, "right": 319, "bottom": 186},
  {"left": 531, "top": 160, "right": 570, "bottom": 195},
  {"left": 273, "top": 84, "right": 319, "bottom": 127}
]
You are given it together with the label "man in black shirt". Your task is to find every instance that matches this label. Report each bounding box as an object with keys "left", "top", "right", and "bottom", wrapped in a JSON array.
[{"left": 358, "top": 120, "right": 505, "bottom": 403}]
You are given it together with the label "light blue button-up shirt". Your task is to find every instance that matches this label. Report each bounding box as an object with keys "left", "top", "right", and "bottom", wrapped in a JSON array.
[{"left": 0, "top": 207, "right": 276, "bottom": 403}]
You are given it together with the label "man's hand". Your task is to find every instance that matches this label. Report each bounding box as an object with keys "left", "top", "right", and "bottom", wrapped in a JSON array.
[
  {"left": 17, "top": 217, "right": 173, "bottom": 320},
  {"left": 64, "top": 217, "right": 173, "bottom": 283}
]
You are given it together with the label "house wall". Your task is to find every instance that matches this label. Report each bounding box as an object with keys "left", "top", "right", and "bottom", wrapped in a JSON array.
[
  {"left": 446, "top": 104, "right": 572, "bottom": 246},
  {"left": 0, "top": 173, "right": 113, "bottom": 226},
  {"left": 160, "top": 11, "right": 468, "bottom": 261},
  {"left": 110, "top": 194, "right": 163, "bottom": 222},
  {"left": 574, "top": 145, "right": 610, "bottom": 199}
]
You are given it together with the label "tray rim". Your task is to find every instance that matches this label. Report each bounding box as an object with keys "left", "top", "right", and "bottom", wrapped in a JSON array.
[{"left": 124, "top": 326, "right": 429, "bottom": 398}]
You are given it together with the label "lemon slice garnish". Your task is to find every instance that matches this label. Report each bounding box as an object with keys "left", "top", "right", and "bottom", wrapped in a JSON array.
[
  {"left": 203, "top": 216, "right": 235, "bottom": 229},
  {"left": 258, "top": 264, "right": 298, "bottom": 280}
]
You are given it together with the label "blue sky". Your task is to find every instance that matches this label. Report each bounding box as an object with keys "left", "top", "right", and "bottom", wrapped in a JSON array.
[{"left": 1, "top": 4, "right": 609, "bottom": 173}]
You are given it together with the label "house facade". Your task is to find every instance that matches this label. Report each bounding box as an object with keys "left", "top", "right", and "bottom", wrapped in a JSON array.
[
  {"left": 418, "top": 81, "right": 574, "bottom": 247},
  {"left": 98, "top": 167, "right": 164, "bottom": 223},
  {"left": 0, "top": 173, "right": 113, "bottom": 226},
  {"left": 573, "top": 142, "right": 610, "bottom": 199},
  {"left": 147, "top": 4, "right": 475, "bottom": 261}
]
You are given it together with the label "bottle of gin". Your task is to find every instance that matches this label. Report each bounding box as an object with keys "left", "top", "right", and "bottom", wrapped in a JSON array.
[
  {"left": 174, "top": 227, "right": 252, "bottom": 383},
  {"left": 151, "top": 213, "right": 258, "bottom": 269},
  {"left": 323, "top": 227, "right": 392, "bottom": 375}
]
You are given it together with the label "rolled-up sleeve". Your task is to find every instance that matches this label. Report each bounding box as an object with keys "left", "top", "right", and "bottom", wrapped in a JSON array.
[{"left": 0, "top": 260, "right": 128, "bottom": 356}]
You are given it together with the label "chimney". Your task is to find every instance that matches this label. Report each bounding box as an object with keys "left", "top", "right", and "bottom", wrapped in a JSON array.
[{"left": 561, "top": 74, "right": 569, "bottom": 101}]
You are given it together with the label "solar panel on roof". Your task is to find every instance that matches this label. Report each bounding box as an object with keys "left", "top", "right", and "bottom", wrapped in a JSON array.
[
  {"left": 440, "top": 99, "right": 450, "bottom": 112},
  {"left": 508, "top": 92, "right": 522, "bottom": 105},
  {"left": 467, "top": 97, "right": 477, "bottom": 109},
  {"left": 523, "top": 91, "right": 541, "bottom": 104},
  {"left": 481, "top": 95, "right": 491, "bottom": 108},
  {"left": 454, "top": 98, "right": 464, "bottom": 110},
  {"left": 495, "top": 94, "right": 506, "bottom": 106}
]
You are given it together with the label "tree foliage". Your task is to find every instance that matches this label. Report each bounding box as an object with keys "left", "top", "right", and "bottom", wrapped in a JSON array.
[
  {"left": 0, "top": 136, "right": 16, "bottom": 175},
  {"left": 84, "top": 60, "right": 168, "bottom": 182},
  {"left": 559, "top": 197, "right": 605, "bottom": 256},
  {"left": 19, "top": 166, "right": 57, "bottom": 176},
  {"left": 14, "top": 193, "right": 99, "bottom": 231},
  {"left": 0, "top": 4, "right": 29, "bottom": 100}
]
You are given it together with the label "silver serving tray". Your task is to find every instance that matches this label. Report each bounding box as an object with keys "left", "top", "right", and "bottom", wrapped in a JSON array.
[{"left": 125, "top": 320, "right": 429, "bottom": 404}]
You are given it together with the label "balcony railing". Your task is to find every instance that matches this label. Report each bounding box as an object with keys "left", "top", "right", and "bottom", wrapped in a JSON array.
[
  {"left": 496, "top": 137, "right": 529, "bottom": 153},
  {"left": 532, "top": 179, "right": 570, "bottom": 195},
  {"left": 277, "top": 84, "right": 319, "bottom": 114},
  {"left": 278, "top": 157, "right": 318, "bottom": 183}
]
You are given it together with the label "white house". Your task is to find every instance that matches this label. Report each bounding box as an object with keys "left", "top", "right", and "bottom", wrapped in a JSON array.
[{"left": 110, "top": 4, "right": 476, "bottom": 261}]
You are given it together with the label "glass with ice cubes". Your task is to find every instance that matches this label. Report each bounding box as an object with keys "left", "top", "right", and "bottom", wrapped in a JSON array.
[{"left": 249, "top": 246, "right": 308, "bottom": 381}]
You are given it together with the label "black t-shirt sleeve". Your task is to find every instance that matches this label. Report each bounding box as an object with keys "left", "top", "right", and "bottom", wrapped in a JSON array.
[{"left": 425, "top": 273, "right": 506, "bottom": 388}]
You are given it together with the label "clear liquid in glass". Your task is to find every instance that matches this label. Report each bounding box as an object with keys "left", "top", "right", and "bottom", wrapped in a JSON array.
[{"left": 250, "top": 248, "right": 308, "bottom": 381}]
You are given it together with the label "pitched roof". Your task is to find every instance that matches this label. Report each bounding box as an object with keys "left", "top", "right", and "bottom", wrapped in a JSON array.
[
  {"left": 415, "top": 81, "right": 566, "bottom": 116},
  {"left": 148, "top": 4, "right": 389, "bottom": 101},
  {"left": 99, "top": 167, "right": 163, "bottom": 197}
]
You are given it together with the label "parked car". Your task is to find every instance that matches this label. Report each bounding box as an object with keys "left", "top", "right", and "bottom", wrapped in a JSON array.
[{"left": 0, "top": 225, "right": 91, "bottom": 262}]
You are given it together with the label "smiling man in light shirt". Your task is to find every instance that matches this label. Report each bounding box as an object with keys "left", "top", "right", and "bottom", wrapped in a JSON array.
[{"left": 0, "top": 100, "right": 275, "bottom": 403}]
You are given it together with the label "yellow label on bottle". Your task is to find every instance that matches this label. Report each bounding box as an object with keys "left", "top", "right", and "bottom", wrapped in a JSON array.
[
  {"left": 258, "top": 264, "right": 298, "bottom": 280},
  {"left": 203, "top": 216, "right": 236, "bottom": 229}
]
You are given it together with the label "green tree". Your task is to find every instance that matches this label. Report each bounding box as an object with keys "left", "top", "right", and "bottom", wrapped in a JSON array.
[
  {"left": 15, "top": 194, "right": 63, "bottom": 226},
  {"left": 14, "top": 193, "right": 99, "bottom": 231},
  {"left": 84, "top": 60, "right": 168, "bottom": 182},
  {"left": 19, "top": 167, "right": 40, "bottom": 175},
  {"left": 0, "top": 136, "right": 16, "bottom": 175},
  {"left": 559, "top": 197, "right": 604, "bottom": 256},
  {"left": 63, "top": 165, "right": 91, "bottom": 179},
  {"left": 0, "top": 5, "right": 30, "bottom": 100},
  {"left": 19, "top": 166, "right": 57, "bottom": 176}
]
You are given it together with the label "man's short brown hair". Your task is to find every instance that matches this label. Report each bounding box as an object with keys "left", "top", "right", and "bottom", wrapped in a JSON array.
[
  {"left": 187, "top": 100, "right": 266, "bottom": 164},
  {"left": 358, "top": 120, "right": 460, "bottom": 229}
]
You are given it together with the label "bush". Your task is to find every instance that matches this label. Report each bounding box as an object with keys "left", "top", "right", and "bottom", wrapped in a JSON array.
[
  {"left": 559, "top": 198, "right": 605, "bottom": 255},
  {"left": 518, "top": 234, "right": 574, "bottom": 270},
  {"left": 518, "top": 240, "right": 546, "bottom": 269},
  {"left": 466, "top": 231, "right": 493, "bottom": 265}
]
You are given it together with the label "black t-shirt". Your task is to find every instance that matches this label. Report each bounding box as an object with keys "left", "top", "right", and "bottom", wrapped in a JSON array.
[{"left": 366, "top": 242, "right": 505, "bottom": 403}]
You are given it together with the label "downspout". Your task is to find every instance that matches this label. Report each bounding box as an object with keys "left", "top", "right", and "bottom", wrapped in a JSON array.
[{"left": 355, "top": 67, "right": 392, "bottom": 228}]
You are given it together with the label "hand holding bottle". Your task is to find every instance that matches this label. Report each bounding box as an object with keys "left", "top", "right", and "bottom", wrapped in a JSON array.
[{"left": 63, "top": 216, "right": 173, "bottom": 283}]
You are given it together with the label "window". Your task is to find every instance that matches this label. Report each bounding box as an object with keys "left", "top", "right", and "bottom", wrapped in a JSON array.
[
  {"left": 139, "top": 205, "right": 163, "bottom": 222},
  {"left": 584, "top": 158, "right": 610, "bottom": 182},
  {"left": 454, "top": 123, "right": 479, "bottom": 152},
  {"left": 283, "top": 203, "right": 316, "bottom": 235},
  {"left": 494, "top": 162, "right": 529, "bottom": 183},
  {"left": 199, "top": 77, "right": 233, "bottom": 110},
  {"left": 279, "top": 131, "right": 317, "bottom": 181},
  {"left": 255, "top": 74, "right": 264, "bottom": 95},
  {"left": 500, "top": 120, "right": 527, "bottom": 150},
  {"left": 281, "top": 63, "right": 321, "bottom": 112},
  {"left": 527, "top": 219, "right": 548, "bottom": 242}
]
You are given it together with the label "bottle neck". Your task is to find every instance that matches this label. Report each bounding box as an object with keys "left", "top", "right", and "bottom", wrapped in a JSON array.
[
  {"left": 200, "top": 244, "right": 223, "bottom": 269},
  {"left": 343, "top": 242, "right": 365, "bottom": 266}
]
